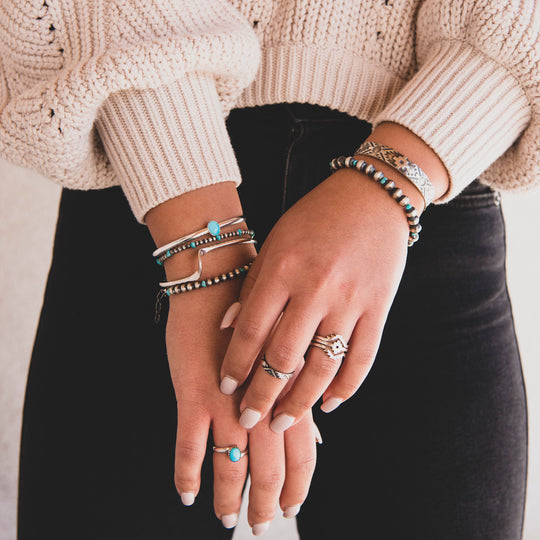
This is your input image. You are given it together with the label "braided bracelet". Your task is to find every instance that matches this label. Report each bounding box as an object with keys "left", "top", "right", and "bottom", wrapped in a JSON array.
[
  {"left": 354, "top": 141, "right": 434, "bottom": 209},
  {"left": 156, "top": 229, "right": 255, "bottom": 265},
  {"left": 159, "top": 236, "right": 257, "bottom": 287},
  {"left": 330, "top": 156, "right": 422, "bottom": 247},
  {"left": 154, "top": 262, "right": 252, "bottom": 323},
  {"left": 152, "top": 217, "right": 246, "bottom": 260}
]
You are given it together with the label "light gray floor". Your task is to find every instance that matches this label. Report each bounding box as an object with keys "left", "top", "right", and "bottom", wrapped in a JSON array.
[{"left": 1, "top": 160, "right": 539, "bottom": 539}]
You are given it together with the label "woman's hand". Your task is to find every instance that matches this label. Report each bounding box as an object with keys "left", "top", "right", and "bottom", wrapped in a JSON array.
[
  {"left": 219, "top": 168, "right": 411, "bottom": 431},
  {"left": 220, "top": 123, "right": 450, "bottom": 433},
  {"left": 166, "top": 290, "right": 317, "bottom": 532},
  {"left": 146, "top": 183, "right": 317, "bottom": 532}
]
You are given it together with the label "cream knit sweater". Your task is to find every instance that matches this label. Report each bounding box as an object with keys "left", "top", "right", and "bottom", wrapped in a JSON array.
[{"left": 0, "top": 0, "right": 538, "bottom": 222}]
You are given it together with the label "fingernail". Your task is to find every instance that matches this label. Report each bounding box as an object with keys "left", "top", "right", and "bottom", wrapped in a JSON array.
[
  {"left": 221, "top": 513, "right": 238, "bottom": 529},
  {"left": 270, "top": 413, "right": 295, "bottom": 433},
  {"left": 320, "top": 397, "right": 343, "bottom": 413},
  {"left": 220, "top": 375, "right": 238, "bottom": 395},
  {"left": 180, "top": 492, "right": 195, "bottom": 506},
  {"left": 283, "top": 504, "right": 301, "bottom": 518},
  {"left": 252, "top": 521, "right": 271, "bottom": 536},
  {"left": 313, "top": 422, "right": 323, "bottom": 444},
  {"left": 220, "top": 301, "right": 241, "bottom": 330},
  {"left": 239, "top": 407, "right": 261, "bottom": 429}
]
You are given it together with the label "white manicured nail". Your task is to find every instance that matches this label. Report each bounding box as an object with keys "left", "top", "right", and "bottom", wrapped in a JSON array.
[
  {"left": 220, "top": 301, "right": 241, "bottom": 330},
  {"left": 270, "top": 413, "right": 295, "bottom": 433},
  {"left": 283, "top": 504, "right": 301, "bottom": 518},
  {"left": 320, "top": 397, "right": 343, "bottom": 413},
  {"left": 180, "top": 492, "right": 195, "bottom": 506},
  {"left": 221, "top": 513, "right": 238, "bottom": 528},
  {"left": 313, "top": 422, "right": 323, "bottom": 444},
  {"left": 239, "top": 407, "right": 261, "bottom": 429},
  {"left": 220, "top": 376, "right": 238, "bottom": 395},
  {"left": 252, "top": 521, "right": 271, "bottom": 536}
]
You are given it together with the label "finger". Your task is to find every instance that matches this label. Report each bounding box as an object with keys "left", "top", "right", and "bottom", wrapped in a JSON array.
[
  {"left": 174, "top": 402, "right": 211, "bottom": 506},
  {"left": 280, "top": 411, "right": 317, "bottom": 519},
  {"left": 269, "top": 315, "right": 356, "bottom": 432},
  {"left": 247, "top": 414, "right": 286, "bottom": 536},
  {"left": 321, "top": 309, "right": 386, "bottom": 412},
  {"left": 238, "top": 297, "right": 323, "bottom": 429},
  {"left": 220, "top": 265, "right": 289, "bottom": 395},
  {"left": 212, "top": 404, "right": 249, "bottom": 529}
]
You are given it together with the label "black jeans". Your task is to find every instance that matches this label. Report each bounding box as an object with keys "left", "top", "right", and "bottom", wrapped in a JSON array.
[{"left": 18, "top": 104, "right": 528, "bottom": 539}]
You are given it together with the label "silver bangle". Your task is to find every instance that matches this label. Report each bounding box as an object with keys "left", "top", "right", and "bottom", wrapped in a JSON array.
[
  {"left": 354, "top": 142, "right": 434, "bottom": 209},
  {"left": 152, "top": 217, "right": 246, "bottom": 259},
  {"left": 158, "top": 236, "right": 256, "bottom": 287}
]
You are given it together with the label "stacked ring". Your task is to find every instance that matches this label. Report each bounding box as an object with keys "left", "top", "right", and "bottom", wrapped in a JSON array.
[{"left": 310, "top": 333, "right": 348, "bottom": 362}]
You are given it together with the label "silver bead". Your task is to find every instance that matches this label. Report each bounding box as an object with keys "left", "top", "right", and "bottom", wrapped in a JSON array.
[
  {"left": 384, "top": 180, "right": 395, "bottom": 190},
  {"left": 373, "top": 171, "right": 385, "bottom": 181},
  {"left": 365, "top": 164, "right": 376, "bottom": 176},
  {"left": 392, "top": 188, "right": 403, "bottom": 199},
  {"left": 186, "top": 283, "right": 193, "bottom": 291},
  {"left": 194, "top": 282, "right": 200, "bottom": 289},
  {"left": 399, "top": 196, "right": 410, "bottom": 207}
]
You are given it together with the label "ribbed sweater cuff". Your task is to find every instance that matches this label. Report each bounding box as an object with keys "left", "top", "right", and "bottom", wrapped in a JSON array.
[
  {"left": 374, "top": 40, "right": 531, "bottom": 203},
  {"left": 96, "top": 73, "right": 242, "bottom": 223}
]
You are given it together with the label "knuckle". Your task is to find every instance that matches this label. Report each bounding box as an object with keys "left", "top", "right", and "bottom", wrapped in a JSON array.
[
  {"left": 251, "top": 471, "right": 284, "bottom": 494},
  {"left": 267, "top": 343, "right": 298, "bottom": 370},
  {"left": 287, "top": 394, "right": 312, "bottom": 413},
  {"left": 294, "top": 454, "right": 317, "bottom": 477},
  {"left": 176, "top": 440, "right": 202, "bottom": 463},
  {"left": 174, "top": 471, "right": 197, "bottom": 495},
  {"left": 334, "top": 379, "right": 360, "bottom": 399},
  {"left": 236, "top": 318, "right": 263, "bottom": 343},
  {"left": 312, "top": 355, "right": 340, "bottom": 378},
  {"left": 215, "top": 467, "right": 246, "bottom": 486}
]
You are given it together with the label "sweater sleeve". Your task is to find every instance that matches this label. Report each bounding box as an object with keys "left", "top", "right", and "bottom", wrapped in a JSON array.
[
  {"left": 0, "top": 0, "right": 261, "bottom": 222},
  {"left": 373, "top": 0, "right": 539, "bottom": 202}
]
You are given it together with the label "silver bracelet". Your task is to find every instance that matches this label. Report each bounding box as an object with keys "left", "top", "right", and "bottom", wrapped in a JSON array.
[
  {"left": 152, "top": 217, "right": 246, "bottom": 259},
  {"left": 158, "top": 236, "right": 256, "bottom": 287},
  {"left": 354, "top": 142, "right": 434, "bottom": 209}
]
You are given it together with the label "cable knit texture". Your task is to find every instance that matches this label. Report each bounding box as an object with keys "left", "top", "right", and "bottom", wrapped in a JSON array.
[{"left": 0, "top": 0, "right": 538, "bottom": 221}]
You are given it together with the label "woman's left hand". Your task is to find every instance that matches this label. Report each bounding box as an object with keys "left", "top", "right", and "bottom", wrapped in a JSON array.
[{"left": 219, "top": 165, "right": 415, "bottom": 432}]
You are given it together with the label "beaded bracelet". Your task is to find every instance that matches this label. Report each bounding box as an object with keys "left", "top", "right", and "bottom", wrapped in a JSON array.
[
  {"left": 354, "top": 141, "right": 434, "bottom": 209},
  {"left": 156, "top": 229, "right": 255, "bottom": 266},
  {"left": 159, "top": 236, "right": 257, "bottom": 287},
  {"left": 152, "top": 217, "right": 246, "bottom": 260},
  {"left": 154, "top": 262, "right": 252, "bottom": 323},
  {"left": 330, "top": 156, "right": 422, "bottom": 247}
]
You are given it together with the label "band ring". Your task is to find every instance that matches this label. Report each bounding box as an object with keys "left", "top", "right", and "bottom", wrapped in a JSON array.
[
  {"left": 212, "top": 445, "right": 248, "bottom": 462},
  {"left": 310, "top": 333, "right": 348, "bottom": 362},
  {"left": 261, "top": 357, "right": 295, "bottom": 381}
]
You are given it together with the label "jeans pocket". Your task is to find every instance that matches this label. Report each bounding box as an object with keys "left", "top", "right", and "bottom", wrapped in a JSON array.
[{"left": 447, "top": 180, "right": 501, "bottom": 210}]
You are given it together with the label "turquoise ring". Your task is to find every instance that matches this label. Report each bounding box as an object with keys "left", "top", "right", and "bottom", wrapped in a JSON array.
[{"left": 212, "top": 445, "right": 248, "bottom": 463}]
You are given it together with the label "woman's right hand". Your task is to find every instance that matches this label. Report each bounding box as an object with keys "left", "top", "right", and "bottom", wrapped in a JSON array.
[
  {"left": 146, "top": 183, "right": 317, "bottom": 532},
  {"left": 165, "top": 284, "right": 317, "bottom": 533}
]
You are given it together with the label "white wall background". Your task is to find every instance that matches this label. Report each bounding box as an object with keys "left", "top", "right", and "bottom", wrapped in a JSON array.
[{"left": 1, "top": 160, "right": 539, "bottom": 539}]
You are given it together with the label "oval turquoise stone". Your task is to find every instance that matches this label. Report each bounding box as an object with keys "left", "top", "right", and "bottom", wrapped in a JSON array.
[
  {"left": 208, "top": 220, "right": 220, "bottom": 236},
  {"left": 229, "top": 447, "right": 241, "bottom": 462}
]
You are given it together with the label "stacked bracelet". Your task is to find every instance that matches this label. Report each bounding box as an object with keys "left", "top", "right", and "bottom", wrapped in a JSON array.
[
  {"left": 152, "top": 217, "right": 246, "bottom": 261},
  {"left": 354, "top": 142, "right": 434, "bottom": 209},
  {"left": 330, "top": 156, "right": 422, "bottom": 247},
  {"left": 159, "top": 236, "right": 257, "bottom": 287},
  {"left": 154, "top": 262, "right": 252, "bottom": 323},
  {"left": 156, "top": 229, "right": 255, "bottom": 265}
]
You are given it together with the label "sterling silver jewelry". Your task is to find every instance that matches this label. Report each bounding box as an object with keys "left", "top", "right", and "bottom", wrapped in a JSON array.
[
  {"left": 212, "top": 445, "right": 248, "bottom": 462},
  {"left": 329, "top": 156, "right": 421, "bottom": 246},
  {"left": 354, "top": 141, "right": 434, "bottom": 209},
  {"left": 310, "top": 333, "right": 349, "bottom": 362},
  {"left": 261, "top": 357, "right": 295, "bottom": 381},
  {"left": 152, "top": 217, "right": 246, "bottom": 259},
  {"left": 158, "top": 237, "right": 256, "bottom": 287}
]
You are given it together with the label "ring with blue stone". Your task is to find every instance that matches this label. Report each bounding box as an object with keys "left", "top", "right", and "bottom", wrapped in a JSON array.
[{"left": 212, "top": 445, "right": 248, "bottom": 463}]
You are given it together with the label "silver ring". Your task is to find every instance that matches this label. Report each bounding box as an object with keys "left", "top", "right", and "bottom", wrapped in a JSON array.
[
  {"left": 310, "top": 333, "right": 348, "bottom": 362},
  {"left": 261, "top": 357, "right": 295, "bottom": 381},
  {"left": 212, "top": 445, "right": 248, "bottom": 462}
]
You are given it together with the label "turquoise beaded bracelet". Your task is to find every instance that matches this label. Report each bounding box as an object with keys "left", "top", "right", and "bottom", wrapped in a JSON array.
[
  {"left": 155, "top": 228, "right": 255, "bottom": 265},
  {"left": 330, "top": 156, "right": 422, "bottom": 247},
  {"left": 154, "top": 262, "right": 252, "bottom": 323}
]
